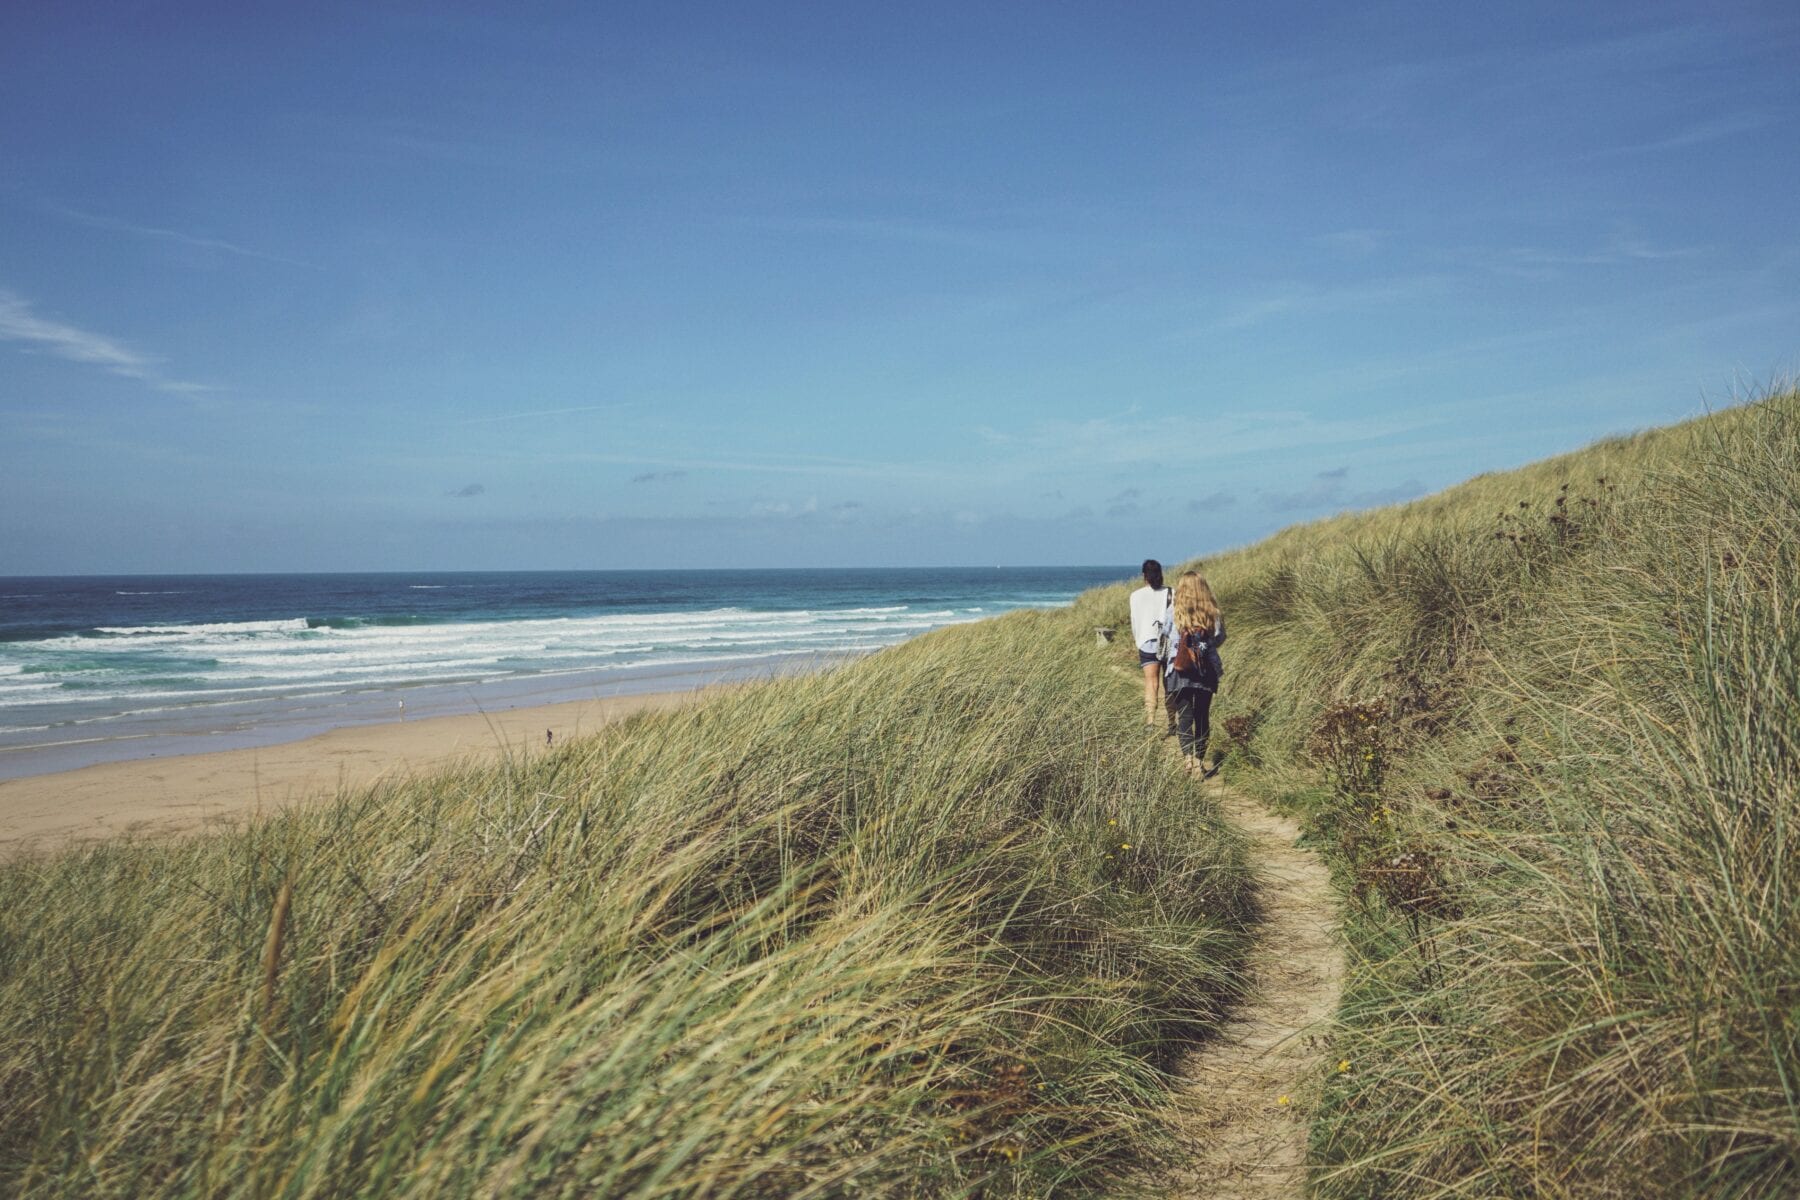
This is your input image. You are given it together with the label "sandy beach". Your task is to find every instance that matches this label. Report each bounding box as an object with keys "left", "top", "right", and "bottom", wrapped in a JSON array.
[{"left": 0, "top": 690, "right": 693, "bottom": 857}]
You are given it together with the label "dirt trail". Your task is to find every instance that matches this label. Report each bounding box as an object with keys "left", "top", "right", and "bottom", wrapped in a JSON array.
[{"left": 1159, "top": 781, "right": 1345, "bottom": 1198}]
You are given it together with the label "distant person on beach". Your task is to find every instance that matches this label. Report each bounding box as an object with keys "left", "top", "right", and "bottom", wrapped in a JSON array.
[
  {"left": 1128, "top": 559, "right": 1174, "bottom": 730},
  {"left": 1164, "top": 571, "right": 1225, "bottom": 774}
]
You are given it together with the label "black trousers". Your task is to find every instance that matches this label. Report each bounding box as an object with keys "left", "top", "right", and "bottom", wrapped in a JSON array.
[{"left": 1170, "top": 686, "right": 1214, "bottom": 758}]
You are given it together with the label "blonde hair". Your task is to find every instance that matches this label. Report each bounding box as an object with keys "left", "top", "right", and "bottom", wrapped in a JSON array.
[{"left": 1174, "top": 571, "right": 1220, "bottom": 633}]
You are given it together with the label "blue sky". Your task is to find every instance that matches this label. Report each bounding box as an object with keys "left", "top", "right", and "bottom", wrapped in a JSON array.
[{"left": 2, "top": 1, "right": 1796, "bottom": 573}]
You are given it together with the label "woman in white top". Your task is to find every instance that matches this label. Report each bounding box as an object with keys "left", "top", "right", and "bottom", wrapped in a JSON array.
[{"left": 1128, "top": 559, "right": 1173, "bottom": 730}]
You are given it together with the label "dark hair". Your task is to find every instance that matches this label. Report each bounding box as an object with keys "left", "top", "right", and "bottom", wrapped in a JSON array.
[{"left": 1141, "top": 559, "right": 1164, "bottom": 589}]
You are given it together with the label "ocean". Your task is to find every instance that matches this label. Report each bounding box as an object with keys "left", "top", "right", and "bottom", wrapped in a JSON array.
[{"left": 0, "top": 567, "right": 1124, "bottom": 779}]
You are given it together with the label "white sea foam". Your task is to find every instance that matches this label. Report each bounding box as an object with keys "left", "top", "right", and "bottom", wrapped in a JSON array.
[
  {"left": 95, "top": 618, "right": 311, "bottom": 636},
  {"left": 0, "top": 732, "right": 149, "bottom": 750},
  {"left": 0, "top": 597, "right": 1030, "bottom": 730},
  {"left": 0, "top": 689, "right": 62, "bottom": 708}
]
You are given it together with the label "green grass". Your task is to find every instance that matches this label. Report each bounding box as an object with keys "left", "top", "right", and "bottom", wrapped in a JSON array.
[
  {"left": 9, "top": 388, "right": 1796, "bottom": 1199},
  {"left": 1189, "top": 387, "right": 1800, "bottom": 1198},
  {"left": 0, "top": 607, "right": 1253, "bottom": 1198}
]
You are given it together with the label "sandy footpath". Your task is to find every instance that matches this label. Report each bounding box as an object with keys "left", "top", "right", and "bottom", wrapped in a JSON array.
[
  {"left": 0, "top": 691, "right": 694, "bottom": 857},
  {"left": 1160, "top": 782, "right": 1345, "bottom": 1198}
]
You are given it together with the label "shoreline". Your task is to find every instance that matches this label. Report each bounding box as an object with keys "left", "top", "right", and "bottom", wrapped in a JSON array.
[
  {"left": 0, "top": 689, "right": 701, "bottom": 858},
  {"left": 0, "top": 651, "right": 851, "bottom": 783}
]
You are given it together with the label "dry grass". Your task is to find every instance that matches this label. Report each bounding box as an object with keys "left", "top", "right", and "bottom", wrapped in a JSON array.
[
  {"left": 0, "top": 609, "right": 1255, "bottom": 1198},
  {"left": 1192, "top": 387, "right": 1799, "bottom": 1198},
  {"left": 9, "top": 387, "right": 1794, "bottom": 1198}
]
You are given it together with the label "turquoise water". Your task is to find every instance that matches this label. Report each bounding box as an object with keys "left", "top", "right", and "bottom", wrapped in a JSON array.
[{"left": 0, "top": 567, "right": 1122, "bottom": 776}]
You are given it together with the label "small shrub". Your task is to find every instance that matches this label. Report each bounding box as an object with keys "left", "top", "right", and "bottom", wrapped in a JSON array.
[{"left": 1307, "top": 701, "right": 1389, "bottom": 804}]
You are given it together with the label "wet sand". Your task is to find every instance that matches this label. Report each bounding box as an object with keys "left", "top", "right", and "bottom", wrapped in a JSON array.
[{"left": 0, "top": 690, "right": 693, "bottom": 857}]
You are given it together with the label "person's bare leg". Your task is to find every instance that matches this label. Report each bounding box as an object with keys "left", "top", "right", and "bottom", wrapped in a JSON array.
[{"left": 1142, "top": 662, "right": 1161, "bottom": 726}]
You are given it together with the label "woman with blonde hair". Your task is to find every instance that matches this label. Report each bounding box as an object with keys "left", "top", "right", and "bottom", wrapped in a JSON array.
[{"left": 1163, "top": 571, "right": 1225, "bottom": 773}]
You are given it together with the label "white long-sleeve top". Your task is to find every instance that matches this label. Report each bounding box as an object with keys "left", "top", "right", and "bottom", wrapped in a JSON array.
[{"left": 1128, "top": 584, "right": 1173, "bottom": 655}]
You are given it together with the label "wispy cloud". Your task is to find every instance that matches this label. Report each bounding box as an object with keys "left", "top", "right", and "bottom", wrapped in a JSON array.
[
  {"left": 1211, "top": 275, "right": 1445, "bottom": 331},
  {"left": 44, "top": 203, "right": 315, "bottom": 268},
  {"left": 1288, "top": 325, "right": 1584, "bottom": 396},
  {"left": 350, "top": 116, "right": 523, "bottom": 168},
  {"left": 683, "top": 495, "right": 864, "bottom": 525},
  {"left": 1314, "top": 229, "right": 1389, "bottom": 259},
  {"left": 749, "top": 496, "right": 820, "bottom": 518},
  {"left": 474, "top": 444, "right": 947, "bottom": 483},
  {"left": 1543, "top": 23, "right": 1725, "bottom": 72},
  {"left": 1263, "top": 466, "right": 1423, "bottom": 513},
  {"left": 454, "top": 403, "right": 626, "bottom": 425},
  {"left": 1595, "top": 112, "right": 1774, "bottom": 158},
  {"left": 740, "top": 212, "right": 1028, "bottom": 256},
  {"left": 448, "top": 482, "right": 485, "bottom": 498},
  {"left": 1262, "top": 471, "right": 1346, "bottom": 512},
  {"left": 977, "top": 411, "right": 1162, "bottom": 468},
  {"left": 981, "top": 406, "right": 1441, "bottom": 473},
  {"left": 0, "top": 288, "right": 213, "bottom": 395},
  {"left": 1445, "top": 231, "right": 1711, "bottom": 283},
  {"left": 630, "top": 469, "right": 688, "bottom": 484},
  {"left": 1105, "top": 486, "right": 1142, "bottom": 519}
]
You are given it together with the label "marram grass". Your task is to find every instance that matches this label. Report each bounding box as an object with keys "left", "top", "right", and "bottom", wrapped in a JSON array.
[
  {"left": 11, "top": 391, "right": 1794, "bottom": 1199},
  {"left": 0, "top": 608, "right": 1253, "bottom": 1198},
  {"left": 1194, "top": 387, "right": 1800, "bottom": 1198}
]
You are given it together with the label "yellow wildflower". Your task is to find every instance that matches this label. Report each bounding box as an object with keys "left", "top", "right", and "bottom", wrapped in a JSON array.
[
  {"left": 1277, "top": 1094, "right": 1291, "bottom": 1106},
  {"left": 1338, "top": 1060, "right": 1351, "bottom": 1073}
]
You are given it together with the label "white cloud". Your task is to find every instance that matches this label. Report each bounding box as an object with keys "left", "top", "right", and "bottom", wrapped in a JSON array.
[
  {"left": 480, "top": 444, "right": 948, "bottom": 483},
  {"left": 456, "top": 403, "right": 627, "bottom": 425},
  {"left": 45, "top": 204, "right": 314, "bottom": 268},
  {"left": 982, "top": 406, "right": 1442, "bottom": 475},
  {"left": 1211, "top": 276, "right": 1447, "bottom": 331},
  {"left": 0, "top": 288, "right": 213, "bottom": 395},
  {"left": 749, "top": 496, "right": 820, "bottom": 518},
  {"left": 1595, "top": 112, "right": 1773, "bottom": 158},
  {"left": 1477, "top": 236, "right": 1708, "bottom": 273},
  {"left": 741, "top": 213, "right": 1026, "bottom": 256},
  {"left": 977, "top": 412, "right": 1162, "bottom": 467},
  {"left": 1314, "top": 229, "right": 1388, "bottom": 259}
]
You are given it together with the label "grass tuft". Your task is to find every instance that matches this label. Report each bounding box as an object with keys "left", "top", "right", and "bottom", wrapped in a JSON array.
[
  {"left": 0, "top": 606, "right": 1252, "bottom": 1198},
  {"left": 1195, "top": 387, "right": 1800, "bottom": 1198}
]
